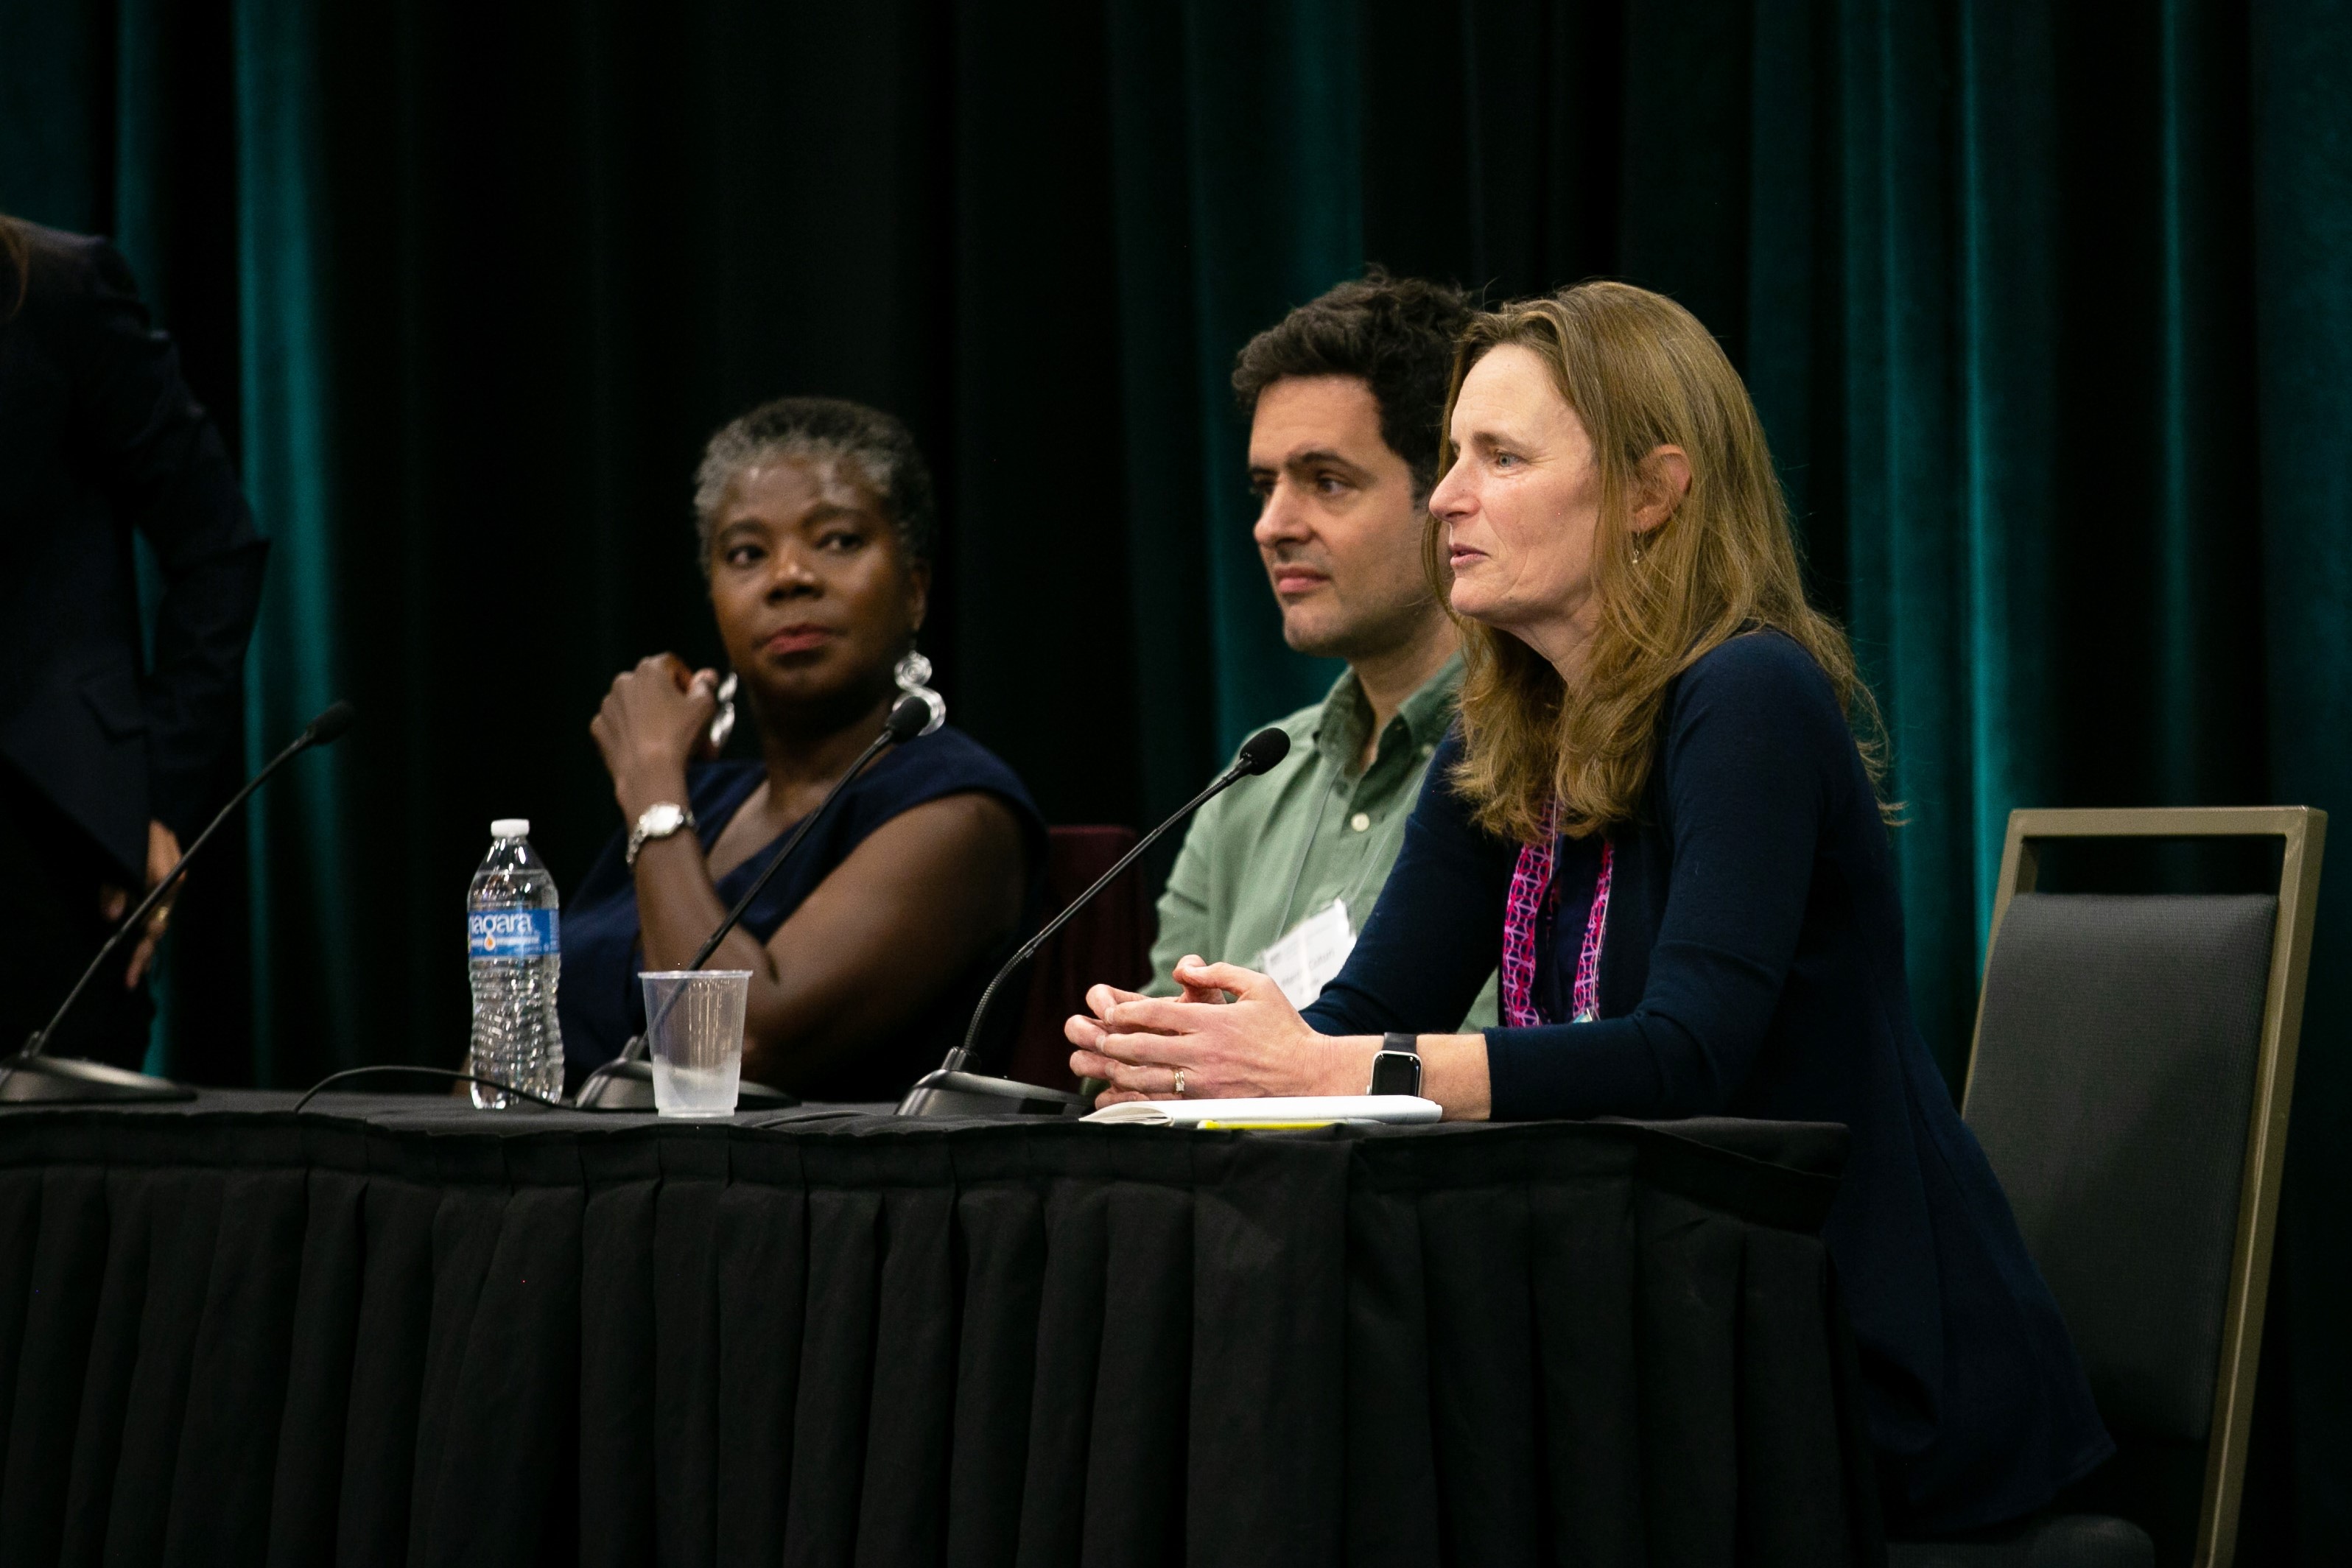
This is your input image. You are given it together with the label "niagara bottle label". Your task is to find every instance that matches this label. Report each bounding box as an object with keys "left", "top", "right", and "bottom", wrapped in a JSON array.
[{"left": 468, "top": 908, "right": 560, "bottom": 957}]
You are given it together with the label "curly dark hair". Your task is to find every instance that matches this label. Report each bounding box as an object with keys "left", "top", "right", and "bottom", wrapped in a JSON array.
[
  {"left": 1230, "top": 268, "right": 1475, "bottom": 499},
  {"left": 693, "top": 395, "right": 936, "bottom": 571}
]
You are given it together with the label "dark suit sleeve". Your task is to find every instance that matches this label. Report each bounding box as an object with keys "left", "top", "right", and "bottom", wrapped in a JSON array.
[
  {"left": 1481, "top": 639, "right": 1843, "bottom": 1119},
  {"left": 1302, "top": 728, "right": 1516, "bottom": 1036},
  {"left": 68, "top": 239, "right": 268, "bottom": 839}
]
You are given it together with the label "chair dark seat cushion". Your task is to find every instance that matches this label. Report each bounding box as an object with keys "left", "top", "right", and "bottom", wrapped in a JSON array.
[{"left": 1890, "top": 1512, "right": 2155, "bottom": 1568}]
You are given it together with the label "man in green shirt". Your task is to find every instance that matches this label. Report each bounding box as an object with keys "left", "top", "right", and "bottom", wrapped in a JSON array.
[{"left": 1148, "top": 273, "right": 1500, "bottom": 1026}]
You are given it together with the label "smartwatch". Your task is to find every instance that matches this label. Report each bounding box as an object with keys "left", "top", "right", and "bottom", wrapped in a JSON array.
[
  {"left": 626, "top": 801, "right": 697, "bottom": 868},
  {"left": 1368, "top": 1032, "right": 1422, "bottom": 1096}
]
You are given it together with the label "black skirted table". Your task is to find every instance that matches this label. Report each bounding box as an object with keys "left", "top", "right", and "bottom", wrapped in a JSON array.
[{"left": 0, "top": 1094, "right": 1882, "bottom": 1567}]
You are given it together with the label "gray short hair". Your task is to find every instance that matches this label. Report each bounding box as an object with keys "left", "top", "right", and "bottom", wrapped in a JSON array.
[{"left": 692, "top": 396, "right": 937, "bottom": 571}]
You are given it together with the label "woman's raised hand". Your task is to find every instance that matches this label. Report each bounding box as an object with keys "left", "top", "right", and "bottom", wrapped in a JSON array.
[
  {"left": 1070, "top": 957, "right": 1360, "bottom": 1105},
  {"left": 590, "top": 653, "right": 720, "bottom": 815}
]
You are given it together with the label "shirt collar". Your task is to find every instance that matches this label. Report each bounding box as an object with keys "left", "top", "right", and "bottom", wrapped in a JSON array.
[
  {"left": 1394, "top": 648, "right": 1467, "bottom": 748},
  {"left": 1311, "top": 647, "right": 1467, "bottom": 765}
]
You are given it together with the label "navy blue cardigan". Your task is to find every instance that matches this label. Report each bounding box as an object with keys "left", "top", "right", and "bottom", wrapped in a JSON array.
[{"left": 1304, "top": 630, "right": 2111, "bottom": 1534}]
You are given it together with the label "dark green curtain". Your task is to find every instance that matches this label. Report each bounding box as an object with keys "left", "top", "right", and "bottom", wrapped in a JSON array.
[{"left": 4, "top": 0, "right": 2348, "bottom": 1552}]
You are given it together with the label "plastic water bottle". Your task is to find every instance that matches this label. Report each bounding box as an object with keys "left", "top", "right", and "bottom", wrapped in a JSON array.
[{"left": 466, "top": 818, "right": 563, "bottom": 1108}]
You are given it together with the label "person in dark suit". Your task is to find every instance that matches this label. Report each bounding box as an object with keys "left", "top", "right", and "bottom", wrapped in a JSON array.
[
  {"left": 0, "top": 215, "right": 267, "bottom": 1066},
  {"left": 1069, "top": 282, "right": 2113, "bottom": 1535}
]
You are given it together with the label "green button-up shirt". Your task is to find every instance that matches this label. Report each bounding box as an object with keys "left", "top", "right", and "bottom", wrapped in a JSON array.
[{"left": 1147, "top": 652, "right": 1501, "bottom": 1027}]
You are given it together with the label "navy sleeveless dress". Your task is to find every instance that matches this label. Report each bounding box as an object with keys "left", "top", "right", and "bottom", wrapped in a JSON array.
[{"left": 558, "top": 725, "right": 1045, "bottom": 1102}]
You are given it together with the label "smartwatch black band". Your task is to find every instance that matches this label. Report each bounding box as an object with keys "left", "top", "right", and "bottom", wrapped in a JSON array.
[{"left": 1369, "top": 1033, "right": 1422, "bottom": 1096}]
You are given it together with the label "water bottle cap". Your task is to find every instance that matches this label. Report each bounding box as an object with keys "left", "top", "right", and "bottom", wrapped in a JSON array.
[{"left": 491, "top": 818, "right": 530, "bottom": 840}]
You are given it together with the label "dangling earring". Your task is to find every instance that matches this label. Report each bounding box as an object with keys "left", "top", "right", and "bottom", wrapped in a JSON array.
[
  {"left": 893, "top": 647, "right": 947, "bottom": 736},
  {"left": 707, "top": 672, "right": 739, "bottom": 750}
]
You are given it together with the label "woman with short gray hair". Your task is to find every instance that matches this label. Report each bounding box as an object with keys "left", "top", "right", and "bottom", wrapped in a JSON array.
[{"left": 558, "top": 397, "right": 1043, "bottom": 1099}]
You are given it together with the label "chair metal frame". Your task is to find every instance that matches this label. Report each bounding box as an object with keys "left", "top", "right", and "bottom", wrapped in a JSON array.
[{"left": 1961, "top": 806, "right": 2327, "bottom": 1568}]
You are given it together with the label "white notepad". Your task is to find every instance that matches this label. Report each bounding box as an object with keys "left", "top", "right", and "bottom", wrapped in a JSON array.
[{"left": 1083, "top": 1095, "right": 1442, "bottom": 1128}]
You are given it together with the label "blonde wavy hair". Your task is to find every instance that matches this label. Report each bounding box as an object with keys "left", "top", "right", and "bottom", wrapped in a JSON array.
[{"left": 1430, "top": 281, "right": 1888, "bottom": 845}]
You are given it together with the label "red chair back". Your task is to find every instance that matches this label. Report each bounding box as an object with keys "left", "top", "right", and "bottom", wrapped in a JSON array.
[{"left": 1002, "top": 826, "right": 1153, "bottom": 1091}]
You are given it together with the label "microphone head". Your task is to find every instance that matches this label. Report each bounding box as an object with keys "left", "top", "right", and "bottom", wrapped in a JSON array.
[
  {"left": 884, "top": 693, "right": 933, "bottom": 743},
  {"left": 305, "top": 700, "right": 357, "bottom": 747},
  {"left": 1235, "top": 726, "right": 1291, "bottom": 776}
]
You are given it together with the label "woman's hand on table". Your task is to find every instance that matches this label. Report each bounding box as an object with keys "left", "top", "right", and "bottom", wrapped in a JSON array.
[
  {"left": 590, "top": 653, "right": 720, "bottom": 818},
  {"left": 1063, "top": 952, "right": 1232, "bottom": 1062},
  {"left": 1067, "top": 957, "right": 1375, "bottom": 1105},
  {"left": 1064, "top": 953, "right": 1227, "bottom": 1050}
]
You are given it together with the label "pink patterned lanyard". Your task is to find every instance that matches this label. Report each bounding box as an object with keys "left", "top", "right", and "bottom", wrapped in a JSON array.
[{"left": 1500, "top": 808, "right": 1613, "bottom": 1027}]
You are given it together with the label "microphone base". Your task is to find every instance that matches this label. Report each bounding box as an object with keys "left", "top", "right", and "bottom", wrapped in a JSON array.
[
  {"left": 895, "top": 1069, "right": 1092, "bottom": 1119},
  {"left": 0, "top": 1052, "right": 196, "bottom": 1104},
  {"left": 570, "top": 1057, "right": 798, "bottom": 1113}
]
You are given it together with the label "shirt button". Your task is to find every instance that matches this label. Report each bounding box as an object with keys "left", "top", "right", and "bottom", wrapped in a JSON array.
[
  {"left": 1419, "top": 743, "right": 1433, "bottom": 758},
  {"left": 1349, "top": 812, "right": 1372, "bottom": 832}
]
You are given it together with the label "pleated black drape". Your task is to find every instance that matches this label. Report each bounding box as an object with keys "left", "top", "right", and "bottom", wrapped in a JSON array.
[
  {"left": 0, "top": 1105, "right": 1872, "bottom": 1567},
  {"left": 3, "top": 0, "right": 2349, "bottom": 1554}
]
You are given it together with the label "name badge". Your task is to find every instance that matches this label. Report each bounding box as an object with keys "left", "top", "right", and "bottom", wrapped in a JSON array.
[{"left": 1256, "top": 899, "right": 1356, "bottom": 1010}]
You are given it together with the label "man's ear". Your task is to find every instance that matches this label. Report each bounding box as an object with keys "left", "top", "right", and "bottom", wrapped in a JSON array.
[{"left": 1632, "top": 445, "right": 1692, "bottom": 535}]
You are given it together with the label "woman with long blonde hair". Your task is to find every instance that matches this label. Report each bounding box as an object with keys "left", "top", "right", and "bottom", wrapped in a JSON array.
[{"left": 1070, "top": 281, "right": 2111, "bottom": 1533}]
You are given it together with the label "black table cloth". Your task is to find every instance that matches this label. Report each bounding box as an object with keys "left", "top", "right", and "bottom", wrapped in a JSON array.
[{"left": 0, "top": 1094, "right": 1881, "bottom": 1567}]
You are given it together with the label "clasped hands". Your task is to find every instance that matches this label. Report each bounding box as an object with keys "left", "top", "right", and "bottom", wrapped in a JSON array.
[{"left": 1064, "top": 954, "right": 1373, "bottom": 1105}]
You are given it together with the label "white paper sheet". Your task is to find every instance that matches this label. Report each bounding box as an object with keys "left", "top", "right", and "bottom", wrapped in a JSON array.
[{"left": 1084, "top": 1095, "right": 1442, "bottom": 1127}]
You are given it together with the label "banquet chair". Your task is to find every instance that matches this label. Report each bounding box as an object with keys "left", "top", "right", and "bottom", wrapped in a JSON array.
[
  {"left": 997, "top": 825, "right": 1152, "bottom": 1091},
  {"left": 1889, "top": 807, "right": 2325, "bottom": 1568}
]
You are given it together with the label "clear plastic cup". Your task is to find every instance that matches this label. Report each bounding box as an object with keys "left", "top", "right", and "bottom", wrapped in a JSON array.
[{"left": 637, "top": 970, "right": 750, "bottom": 1118}]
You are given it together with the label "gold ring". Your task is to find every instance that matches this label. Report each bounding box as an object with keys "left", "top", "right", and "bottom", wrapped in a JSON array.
[{"left": 1173, "top": 1068, "right": 1187, "bottom": 1097}]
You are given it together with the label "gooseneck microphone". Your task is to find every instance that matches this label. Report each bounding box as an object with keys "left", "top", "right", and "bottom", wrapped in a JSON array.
[
  {"left": 0, "top": 699, "right": 357, "bottom": 1103},
  {"left": 896, "top": 724, "right": 1293, "bottom": 1119},
  {"left": 573, "top": 692, "right": 934, "bottom": 1111}
]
